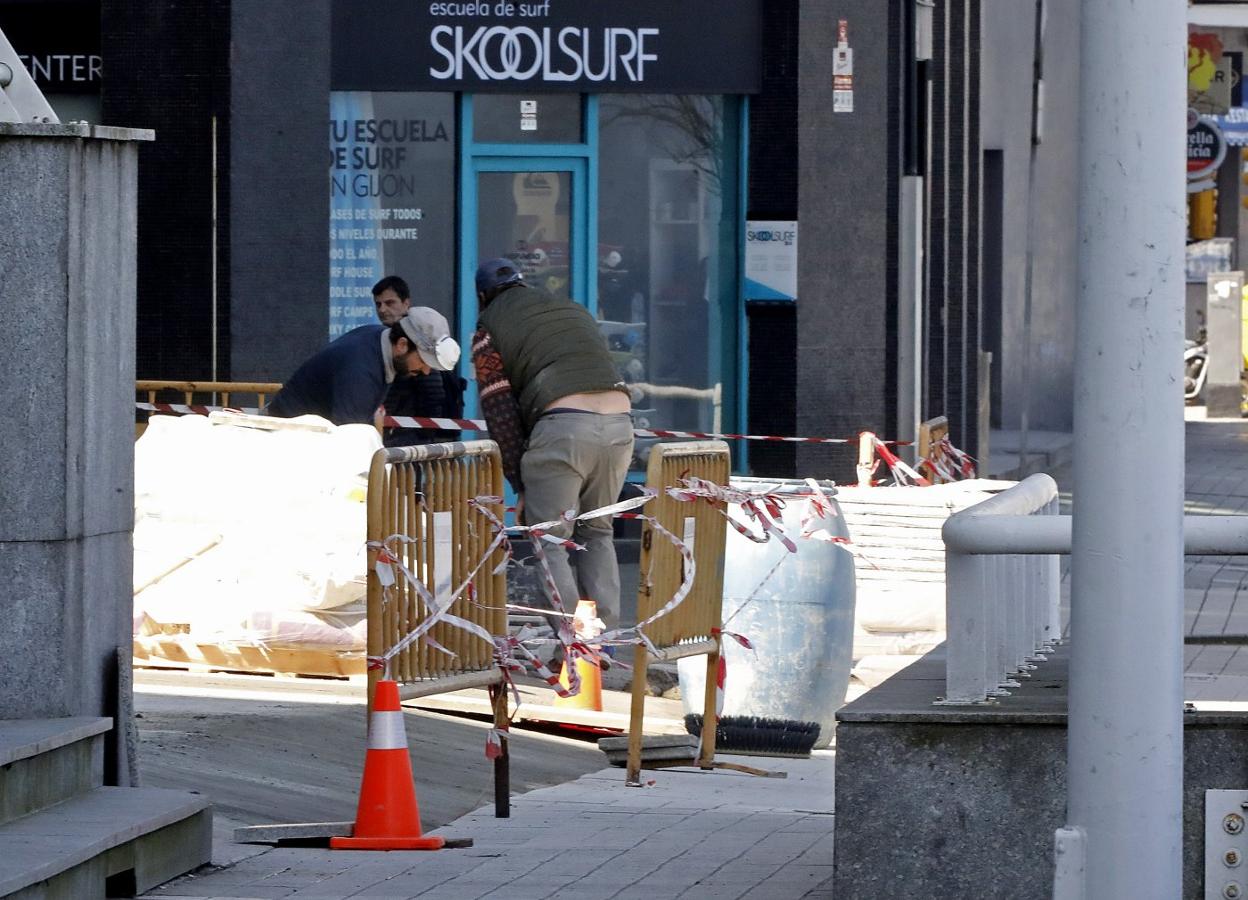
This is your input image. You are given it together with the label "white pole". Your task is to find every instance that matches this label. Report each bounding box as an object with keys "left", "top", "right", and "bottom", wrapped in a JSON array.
[{"left": 1064, "top": 0, "right": 1186, "bottom": 895}]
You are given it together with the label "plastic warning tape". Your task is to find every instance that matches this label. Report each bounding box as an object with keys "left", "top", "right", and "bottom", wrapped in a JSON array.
[
  {"left": 136, "top": 402, "right": 910, "bottom": 446},
  {"left": 382, "top": 415, "right": 903, "bottom": 445}
]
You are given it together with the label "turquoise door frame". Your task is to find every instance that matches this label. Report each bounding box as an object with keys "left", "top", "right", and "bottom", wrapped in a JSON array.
[{"left": 457, "top": 95, "right": 598, "bottom": 415}]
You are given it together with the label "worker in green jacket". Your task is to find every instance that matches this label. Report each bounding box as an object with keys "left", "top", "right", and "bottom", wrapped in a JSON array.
[{"left": 471, "top": 257, "right": 634, "bottom": 634}]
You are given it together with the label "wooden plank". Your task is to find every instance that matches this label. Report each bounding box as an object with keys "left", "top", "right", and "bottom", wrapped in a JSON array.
[
  {"left": 407, "top": 684, "right": 688, "bottom": 735},
  {"left": 133, "top": 636, "right": 365, "bottom": 678},
  {"left": 136, "top": 380, "right": 283, "bottom": 394}
]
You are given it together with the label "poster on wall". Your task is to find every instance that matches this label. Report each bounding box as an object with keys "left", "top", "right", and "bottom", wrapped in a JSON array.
[
  {"left": 1190, "top": 32, "right": 1233, "bottom": 116},
  {"left": 744, "top": 221, "right": 797, "bottom": 302},
  {"left": 328, "top": 92, "right": 456, "bottom": 337}
]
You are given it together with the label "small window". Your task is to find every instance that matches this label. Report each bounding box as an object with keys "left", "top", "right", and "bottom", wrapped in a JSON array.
[{"left": 473, "top": 93, "right": 583, "bottom": 144}]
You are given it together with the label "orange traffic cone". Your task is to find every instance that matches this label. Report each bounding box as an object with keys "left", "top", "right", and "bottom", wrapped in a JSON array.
[
  {"left": 330, "top": 680, "right": 444, "bottom": 851},
  {"left": 554, "top": 600, "right": 604, "bottom": 711}
]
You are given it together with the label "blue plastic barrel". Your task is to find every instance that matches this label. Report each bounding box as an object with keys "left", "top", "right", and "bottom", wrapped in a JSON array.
[{"left": 677, "top": 477, "right": 856, "bottom": 749}]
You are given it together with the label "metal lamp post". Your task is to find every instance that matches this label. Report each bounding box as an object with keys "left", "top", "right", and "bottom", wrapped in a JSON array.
[{"left": 1058, "top": 0, "right": 1187, "bottom": 895}]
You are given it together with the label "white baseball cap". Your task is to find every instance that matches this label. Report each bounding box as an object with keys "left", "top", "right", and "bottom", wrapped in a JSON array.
[{"left": 399, "top": 307, "right": 460, "bottom": 371}]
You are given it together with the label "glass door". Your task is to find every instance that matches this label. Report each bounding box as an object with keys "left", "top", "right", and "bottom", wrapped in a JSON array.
[
  {"left": 475, "top": 168, "right": 576, "bottom": 302},
  {"left": 458, "top": 157, "right": 590, "bottom": 402}
]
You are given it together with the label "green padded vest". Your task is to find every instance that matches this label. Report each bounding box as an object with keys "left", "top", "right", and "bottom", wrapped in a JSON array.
[{"left": 478, "top": 284, "right": 625, "bottom": 432}]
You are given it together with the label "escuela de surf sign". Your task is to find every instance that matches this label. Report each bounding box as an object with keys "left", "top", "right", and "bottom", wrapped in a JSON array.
[{"left": 332, "top": 0, "right": 763, "bottom": 94}]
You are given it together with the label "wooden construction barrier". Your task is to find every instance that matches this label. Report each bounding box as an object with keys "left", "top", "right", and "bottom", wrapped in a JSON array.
[
  {"left": 917, "top": 415, "right": 977, "bottom": 484},
  {"left": 136, "top": 380, "right": 282, "bottom": 436},
  {"left": 626, "top": 440, "right": 731, "bottom": 784},
  {"left": 366, "top": 439, "right": 512, "bottom": 815},
  {"left": 917, "top": 416, "right": 949, "bottom": 471}
]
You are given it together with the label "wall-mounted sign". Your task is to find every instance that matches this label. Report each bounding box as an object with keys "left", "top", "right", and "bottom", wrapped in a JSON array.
[
  {"left": 520, "top": 98, "right": 537, "bottom": 131},
  {"left": 1188, "top": 114, "right": 1227, "bottom": 183},
  {"left": 1213, "top": 105, "right": 1248, "bottom": 147},
  {"left": 332, "top": 0, "right": 762, "bottom": 93},
  {"left": 833, "top": 19, "right": 853, "bottom": 113},
  {"left": 745, "top": 221, "right": 797, "bottom": 302},
  {"left": 1190, "top": 31, "right": 1231, "bottom": 116}
]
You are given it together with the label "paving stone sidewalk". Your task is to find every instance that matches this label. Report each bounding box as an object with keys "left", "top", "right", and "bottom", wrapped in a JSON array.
[
  {"left": 143, "top": 753, "right": 836, "bottom": 900},
  {"left": 1044, "top": 414, "right": 1248, "bottom": 690}
]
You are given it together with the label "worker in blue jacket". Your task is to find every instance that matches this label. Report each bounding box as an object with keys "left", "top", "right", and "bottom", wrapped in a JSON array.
[{"left": 264, "top": 307, "right": 459, "bottom": 427}]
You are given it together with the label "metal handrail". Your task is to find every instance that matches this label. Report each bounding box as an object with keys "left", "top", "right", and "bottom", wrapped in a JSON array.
[
  {"left": 939, "top": 474, "right": 1248, "bottom": 703},
  {"left": 939, "top": 474, "right": 1061, "bottom": 704}
]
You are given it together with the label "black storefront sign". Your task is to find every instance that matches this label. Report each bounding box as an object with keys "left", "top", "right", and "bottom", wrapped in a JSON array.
[
  {"left": 0, "top": 1, "right": 100, "bottom": 93},
  {"left": 332, "top": 0, "right": 762, "bottom": 93}
]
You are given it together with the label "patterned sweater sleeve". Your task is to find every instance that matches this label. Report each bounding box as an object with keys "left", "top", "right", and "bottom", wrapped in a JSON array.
[{"left": 472, "top": 325, "right": 527, "bottom": 493}]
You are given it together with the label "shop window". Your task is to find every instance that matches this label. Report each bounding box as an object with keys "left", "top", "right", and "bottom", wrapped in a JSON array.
[
  {"left": 597, "top": 95, "right": 738, "bottom": 470},
  {"left": 474, "top": 93, "right": 583, "bottom": 144},
  {"left": 476, "top": 170, "right": 573, "bottom": 300},
  {"left": 329, "top": 91, "right": 456, "bottom": 336}
]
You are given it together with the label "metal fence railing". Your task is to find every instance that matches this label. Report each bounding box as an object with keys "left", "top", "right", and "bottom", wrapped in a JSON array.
[
  {"left": 367, "top": 440, "right": 507, "bottom": 697},
  {"left": 938, "top": 472, "right": 1248, "bottom": 705},
  {"left": 627, "top": 440, "right": 731, "bottom": 784},
  {"left": 938, "top": 473, "right": 1063, "bottom": 704},
  {"left": 366, "top": 439, "right": 510, "bottom": 813}
]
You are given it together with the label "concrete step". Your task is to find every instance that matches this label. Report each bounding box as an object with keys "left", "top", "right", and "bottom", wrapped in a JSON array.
[
  {"left": 0, "top": 718, "right": 111, "bottom": 826},
  {"left": 0, "top": 786, "right": 211, "bottom": 900}
]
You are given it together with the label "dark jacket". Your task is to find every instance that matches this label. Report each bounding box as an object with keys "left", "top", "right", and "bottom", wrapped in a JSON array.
[
  {"left": 477, "top": 284, "right": 624, "bottom": 432},
  {"left": 382, "top": 370, "right": 466, "bottom": 447},
  {"left": 265, "top": 325, "right": 388, "bottom": 426}
]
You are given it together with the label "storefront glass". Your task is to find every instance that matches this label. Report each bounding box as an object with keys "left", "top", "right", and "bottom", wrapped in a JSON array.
[
  {"left": 477, "top": 170, "right": 574, "bottom": 300},
  {"left": 328, "top": 91, "right": 456, "bottom": 336},
  {"left": 597, "top": 95, "right": 740, "bottom": 468}
]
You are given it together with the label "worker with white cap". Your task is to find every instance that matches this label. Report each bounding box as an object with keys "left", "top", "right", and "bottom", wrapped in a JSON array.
[{"left": 265, "top": 307, "right": 460, "bottom": 427}]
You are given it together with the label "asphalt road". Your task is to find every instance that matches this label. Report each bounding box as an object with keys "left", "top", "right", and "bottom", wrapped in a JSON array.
[{"left": 132, "top": 670, "right": 607, "bottom": 845}]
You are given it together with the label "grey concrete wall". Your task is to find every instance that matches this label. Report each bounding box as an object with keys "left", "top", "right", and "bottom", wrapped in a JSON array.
[
  {"left": 0, "top": 124, "right": 148, "bottom": 786},
  {"left": 833, "top": 649, "right": 1248, "bottom": 898},
  {"left": 796, "top": 1, "right": 896, "bottom": 482},
  {"left": 229, "top": 0, "right": 331, "bottom": 382},
  {"left": 980, "top": 0, "right": 1080, "bottom": 431},
  {"left": 835, "top": 720, "right": 1065, "bottom": 898}
]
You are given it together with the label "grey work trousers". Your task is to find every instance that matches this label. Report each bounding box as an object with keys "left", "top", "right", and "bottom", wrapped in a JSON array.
[{"left": 521, "top": 411, "right": 634, "bottom": 631}]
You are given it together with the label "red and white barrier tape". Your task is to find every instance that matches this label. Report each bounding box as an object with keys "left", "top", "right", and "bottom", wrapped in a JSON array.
[
  {"left": 917, "top": 436, "right": 978, "bottom": 483},
  {"left": 137, "top": 401, "right": 241, "bottom": 416},
  {"left": 327, "top": 471, "right": 855, "bottom": 752},
  {"left": 870, "top": 436, "right": 931, "bottom": 487},
  {"left": 136, "top": 402, "right": 912, "bottom": 446},
  {"left": 865, "top": 433, "right": 978, "bottom": 486}
]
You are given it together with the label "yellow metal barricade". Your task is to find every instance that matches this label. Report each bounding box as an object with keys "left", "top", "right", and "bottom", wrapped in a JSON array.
[
  {"left": 366, "top": 439, "right": 512, "bottom": 811},
  {"left": 626, "top": 440, "right": 731, "bottom": 783},
  {"left": 136, "top": 380, "right": 283, "bottom": 436}
]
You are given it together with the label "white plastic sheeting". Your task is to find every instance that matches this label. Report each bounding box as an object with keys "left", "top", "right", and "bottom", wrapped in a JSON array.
[
  {"left": 133, "top": 414, "right": 381, "bottom": 649},
  {"left": 835, "top": 480, "right": 1015, "bottom": 682}
]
